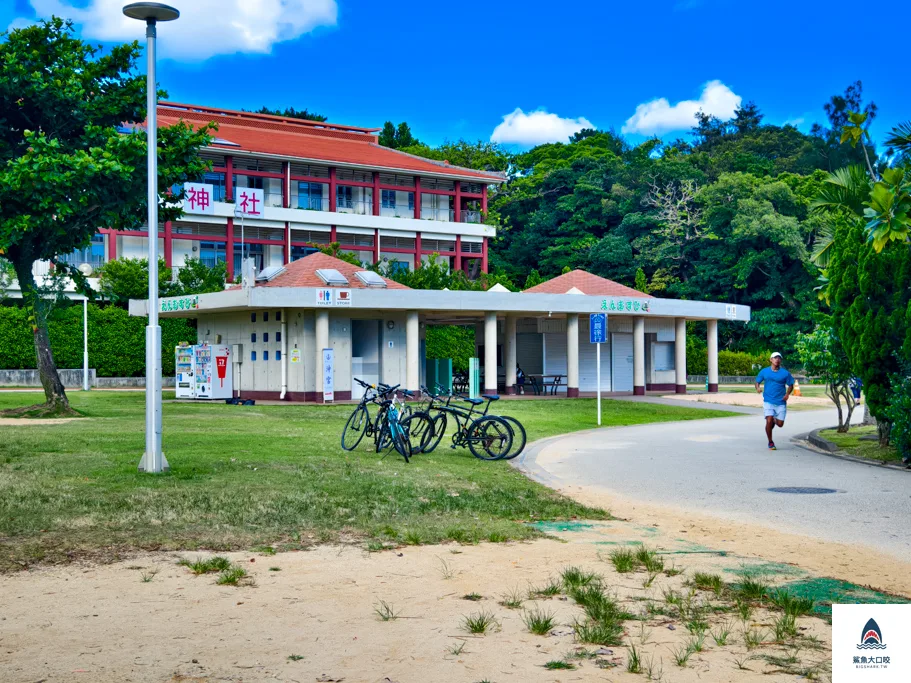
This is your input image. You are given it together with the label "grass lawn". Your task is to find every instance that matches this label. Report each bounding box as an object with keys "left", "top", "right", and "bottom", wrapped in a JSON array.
[
  {"left": 819, "top": 425, "right": 902, "bottom": 464},
  {"left": 701, "top": 384, "right": 831, "bottom": 399},
  {"left": 0, "top": 391, "right": 737, "bottom": 571}
]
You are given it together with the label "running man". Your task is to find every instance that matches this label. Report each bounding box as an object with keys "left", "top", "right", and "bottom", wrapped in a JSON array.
[{"left": 755, "top": 352, "right": 795, "bottom": 450}]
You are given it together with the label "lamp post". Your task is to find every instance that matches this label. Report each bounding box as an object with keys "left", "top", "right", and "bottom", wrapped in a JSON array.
[{"left": 124, "top": 2, "right": 179, "bottom": 473}]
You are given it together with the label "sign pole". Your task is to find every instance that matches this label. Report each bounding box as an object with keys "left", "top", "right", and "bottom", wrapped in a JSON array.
[
  {"left": 596, "top": 341, "right": 601, "bottom": 426},
  {"left": 589, "top": 312, "right": 607, "bottom": 427}
]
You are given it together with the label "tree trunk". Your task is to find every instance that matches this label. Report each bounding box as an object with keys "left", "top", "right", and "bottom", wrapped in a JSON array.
[
  {"left": 12, "top": 258, "right": 70, "bottom": 411},
  {"left": 829, "top": 381, "right": 846, "bottom": 432},
  {"left": 840, "top": 383, "right": 855, "bottom": 433},
  {"left": 878, "top": 420, "right": 891, "bottom": 448}
]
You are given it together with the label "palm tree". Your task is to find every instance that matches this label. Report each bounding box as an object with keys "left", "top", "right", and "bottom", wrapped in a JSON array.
[{"left": 809, "top": 165, "right": 871, "bottom": 269}]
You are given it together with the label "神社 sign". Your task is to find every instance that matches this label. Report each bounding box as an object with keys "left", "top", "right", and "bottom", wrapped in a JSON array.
[{"left": 183, "top": 182, "right": 215, "bottom": 215}]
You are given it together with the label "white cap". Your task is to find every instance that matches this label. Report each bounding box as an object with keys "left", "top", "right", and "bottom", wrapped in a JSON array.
[{"left": 770, "top": 352, "right": 782, "bottom": 359}]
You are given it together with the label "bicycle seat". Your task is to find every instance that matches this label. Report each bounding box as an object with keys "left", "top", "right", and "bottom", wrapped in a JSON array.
[
  {"left": 482, "top": 394, "right": 500, "bottom": 402},
  {"left": 463, "top": 397, "right": 484, "bottom": 406}
]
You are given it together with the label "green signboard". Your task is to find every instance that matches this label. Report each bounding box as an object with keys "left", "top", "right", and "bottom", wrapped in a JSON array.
[
  {"left": 600, "top": 298, "right": 650, "bottom": 313},
  {"left": 160, "top": 295, "right": 200, "bottom": 313},
  {"left": 468, "top": 357, "right": 480, "bottom": 399}
]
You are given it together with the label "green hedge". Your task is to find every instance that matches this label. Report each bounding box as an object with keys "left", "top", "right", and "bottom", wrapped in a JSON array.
[
  {"left": 0, "top": 304, "right": 196, "bottom": 377},
  {"left": 426, "top": 325, "right": 475, "bottom": 372},
  {"left": 686, "top": 346, "right": 771, "bottom": 377}
]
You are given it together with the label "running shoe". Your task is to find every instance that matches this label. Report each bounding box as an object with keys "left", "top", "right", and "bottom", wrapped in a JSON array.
[{"left": 768, "top": 441, "right": 777, "bottom": 450}]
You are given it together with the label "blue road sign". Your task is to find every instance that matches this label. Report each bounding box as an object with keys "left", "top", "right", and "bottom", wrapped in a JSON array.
[{"left": 590, "top": 313, "right": 607, "bottom": 344}]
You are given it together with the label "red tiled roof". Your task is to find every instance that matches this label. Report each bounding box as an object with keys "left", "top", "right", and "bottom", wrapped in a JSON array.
[
  {"left": 522, "top": 270, "right": 652, "bottom": 298},
  {"left": 156, "top": 103, "right": 505, "bottom": 183},
  {"left": 255, "top": 252, "right": 411, "bottom": 290}
]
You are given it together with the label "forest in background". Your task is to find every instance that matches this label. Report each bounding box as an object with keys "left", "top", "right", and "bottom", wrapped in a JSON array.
[{"left": 342, "top": 82, "right": 883, "bottom": 358}]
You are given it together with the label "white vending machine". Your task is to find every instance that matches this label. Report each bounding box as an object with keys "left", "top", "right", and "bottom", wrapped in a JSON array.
[
  {"left": 175, "top": 344, "right": 195, "bottom": 399},
  {"left": 174, "top": 344, "right": 233, "bottom": 399}
]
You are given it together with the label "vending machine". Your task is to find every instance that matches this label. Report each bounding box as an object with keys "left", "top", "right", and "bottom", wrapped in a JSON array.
[
  {"left": 194, "top": 343, "right": 232, "bottom": 399},
  {"left": 175, "top": 344, "right": 195, "bottom": 399},
  {"left": 174, "top": 343, "right": 233, "bottom": 399}
]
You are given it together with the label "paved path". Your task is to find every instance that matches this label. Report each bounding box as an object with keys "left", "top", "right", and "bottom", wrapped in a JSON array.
[{"left": 517, "top": 404, "right": 911, "bottom": 563}]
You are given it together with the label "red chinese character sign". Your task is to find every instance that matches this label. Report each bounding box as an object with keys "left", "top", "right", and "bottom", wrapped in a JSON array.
[
  {"left": 235, "top": 188, "right": 264, "bottom": 217},
  {"left": 183, "top": 182, "right": 215, "bottom": 215}
]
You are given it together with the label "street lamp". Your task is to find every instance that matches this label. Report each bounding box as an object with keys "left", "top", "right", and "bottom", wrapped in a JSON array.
[{"left": 124, "top": 2, "right": 179, "bottom": 473}]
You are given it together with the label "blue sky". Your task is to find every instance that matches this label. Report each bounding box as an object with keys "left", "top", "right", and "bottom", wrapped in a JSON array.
[{"left": 5, "top": 0, "right": 909, "bottom": 149}]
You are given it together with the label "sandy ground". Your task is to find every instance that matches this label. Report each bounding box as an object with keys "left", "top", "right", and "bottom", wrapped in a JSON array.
[
  {"left": 662, "top": 392, "right": 833, "bottom": 409},
  {"left": 0, "top": 535, "right": 835, "bottom": 683},
  {"left": 0, "top": 417, "right": 86, "bottom": 425},
  {"left": 3, "top": 424, "right": 906, "bottom": 682}
]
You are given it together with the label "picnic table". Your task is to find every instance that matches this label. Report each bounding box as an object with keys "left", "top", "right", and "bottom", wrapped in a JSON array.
[{"left": 525, "top": 373, "right": 565, "bottom": 396}]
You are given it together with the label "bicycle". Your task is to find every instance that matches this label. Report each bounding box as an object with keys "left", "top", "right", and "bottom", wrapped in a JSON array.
[
  {"left": 418, "top": 385, "right": 513, "bottom": 460},
  {"left": 422, "top": 384, "right": 527, "bottom": 460},
  {"left": 343, "top": 379, "right": 434, "bottom": 461}
]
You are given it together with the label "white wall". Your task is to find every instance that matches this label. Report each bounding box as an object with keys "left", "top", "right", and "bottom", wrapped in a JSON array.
[
  {"left": 119, "top": 235, "right": 164, "bottom": 259},
  {"left": 171, "top": 239, "right": 195, "bottom": 267}
]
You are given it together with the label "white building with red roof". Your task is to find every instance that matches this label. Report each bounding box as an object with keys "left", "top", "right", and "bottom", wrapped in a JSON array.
[
  {"left": 64, "top": 102, "right": 506, "bottom": 282},
  {"left": 134, "top": 254, "right": 750, "bottom": 402}
]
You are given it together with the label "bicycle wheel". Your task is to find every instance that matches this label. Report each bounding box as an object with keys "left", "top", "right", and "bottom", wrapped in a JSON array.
[
  {"left": 467, "top": 416, "right": 513, "bottom": 461},
  {"left": 401, "top": 411, "right": 434, "bottom": 454},
  {"left": 390, "top": 421, "right": 412, "bottom": 462},
  {"left": 341, "top": 405, "right": 369, "bottom": 451},
  {"left": 423, "top": 412, "right": 447, "bottom": 454},
  {"left": 499, "top": 416, "right": 527, "bottom": 460}
]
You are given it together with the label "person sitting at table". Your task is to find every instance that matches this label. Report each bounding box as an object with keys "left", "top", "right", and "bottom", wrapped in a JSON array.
[{"left": 516, "top": 364, "right": 526, "bottom": 394}]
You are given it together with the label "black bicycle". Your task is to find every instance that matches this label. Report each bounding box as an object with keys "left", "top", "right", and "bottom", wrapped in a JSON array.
[
  {"left": 422, "top": 384, "right": 527, "bottom": 460},
  {"left": 419, "top": 385, "right": 514, "bottom": 460}
]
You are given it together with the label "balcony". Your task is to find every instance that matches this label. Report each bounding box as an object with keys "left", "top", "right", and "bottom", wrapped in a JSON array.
[
  {"left": 460, "top": 210, "right": 482, "bottom": 224},
  {"left": 380, "top": 205, "right": 414, "bottom": 219},
  {"left": 420, "top": 206, "right": 451, "bottom": 222},
  {"left": 295, "top": 196, "right": 325, "bottom": 211},
  {"left": 336, "top": 199, "right": 372, "bottom": 216}
]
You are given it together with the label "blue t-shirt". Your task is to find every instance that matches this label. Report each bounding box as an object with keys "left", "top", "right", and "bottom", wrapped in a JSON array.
[{"left": 756, "top": 366, "right": 795, "bottom": 405}]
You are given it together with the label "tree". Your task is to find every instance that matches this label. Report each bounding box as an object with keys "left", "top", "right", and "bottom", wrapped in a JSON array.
[
  {"left": 97, "top": 258, "right": 172, "bottom": 305},
  {"left": 318, "top": 242, "right": 362, "bottom": 266},
  {"left": 172, "top": 258, "right": 227, "bottom": 296},
  {"left": 795, "top": 325, "right": 856, "bottom": 432},
  {"left": 378, "top": 121, "right": 420, "bottom": 149},
  {"left": 398, "top": 140, "right": 513, "bottom": 173},
  {"left": 732, "top": 101, "right": 764, "bottom": 135},
  {"left": 246, "top": 105, "right": 326, "bottom": 122},
  {"left": 634, "top": 267, "right": 648, "bottom": 294},
  {"left": 0, "top": 19, "right": 214, "bottom": 413}
]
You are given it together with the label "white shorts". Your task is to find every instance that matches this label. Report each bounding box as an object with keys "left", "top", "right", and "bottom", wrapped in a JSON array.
[{"left": 764, "top": 402, "right": 787, "bottom": 421}]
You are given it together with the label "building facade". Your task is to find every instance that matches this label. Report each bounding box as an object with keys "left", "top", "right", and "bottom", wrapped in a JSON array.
[
  {"left": 135, "top": 254, "right": 750, "bottom": 402},
  {"left": 61, "top": 103, "right": 506, "bottom": 280}
]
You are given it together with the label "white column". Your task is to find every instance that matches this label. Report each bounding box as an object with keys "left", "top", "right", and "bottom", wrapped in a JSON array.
[
  {"left": 315, "top": 310, "right": 329, "bottom": 402},
  {"left": 406, "top": 310, "right": 420, "bottom": 392},
  {"left": 280, "top": 308, "right": 288, "bottom": 400},
  {"left": 504, "top": 315, "right": 517, "bottom": 394},
  {"left": 566, "top": 314, "right": 579, "bottom": 397},
  {"left": 707, "top": 319, "right": 719, "bottom": 393},
  {"left": 633, "top": 316, "right": 646, "bottom": 395},
  {"left": 675, "top": 317, "right": 687, "bottom": 394},
  {"left": 83, "top": 297, "right": 90, "bottom": 391},
  {"left": 484, "top": 311, "right": 497, "bottom": 393}
]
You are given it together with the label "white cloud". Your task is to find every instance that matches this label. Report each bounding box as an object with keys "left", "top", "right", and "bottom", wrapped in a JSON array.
[
  {"left": 18, "top": 0, "right": 338, "bottom": 60},
  {"left": 621, "top": 80, "right": 741, "bottom": 135},
  {"left": 783, "top": 117, "right": 805, "bottom": 127},
  {"left": 490, "top": 108, "right": 594, "bottom": 146}
]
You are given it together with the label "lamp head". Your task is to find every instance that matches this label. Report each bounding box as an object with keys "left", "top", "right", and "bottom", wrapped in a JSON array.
[{"left": 122, "top": 2, "right": 180, "bottom": 22}]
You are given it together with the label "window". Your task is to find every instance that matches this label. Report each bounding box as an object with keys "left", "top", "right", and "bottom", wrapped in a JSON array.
[
  {"left": 263, "top": 332, "right": 269, "bottom": 343},
  {"left": 389, "top": 261, "right": 409, "bottom": 274},
  {"left": 297, "top": 182, "right": 324, "bottom": 210},
  {"left": 251, "top": 351, "right": 257, "bottom": 361},
  {"left": 198, "top": 241, "right": 226, "bottom": 268},
  {"left": 251, "top": 333, "right": 256, "bottom": 343},
  {"left": 263, "top": 351, "right": 269, "bottom": 361},
  {"left": 202, "top": 172, "right": 226, "bottom": 201},
  {"left": 276, "top": 350, "right": 282, "bottom": 361},
  {"left": 251, "top": 313, "right": 256, "bottom": 323},
  {"left": 234, "top": 243, "right": 265, "bottom": 274},
  {"left": 336, "top": 185, "right": 353, "bottom": 209},
  {"left": 276, "top": 331, "right": 282, "bottom": 342},
  {"left": 381, "top": 189, "right": 396, "bottom": 209},
  {"left": 408, "top": 192, "right": 415, "bottom": 211},
  {"left": 263, "top": 312, "right": 269, "bottom": 322},
  {"left": 275, "top": 311, "right": 281, "bottom": 322}
]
